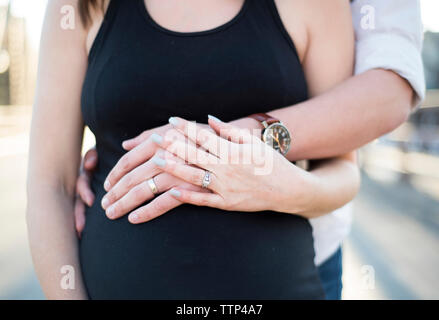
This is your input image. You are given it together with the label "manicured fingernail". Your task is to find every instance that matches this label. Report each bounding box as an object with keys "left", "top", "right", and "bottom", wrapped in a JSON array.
[
  {"left": 101, "top": 197, "right": 109, "bottom": 209},
  {"left": 152, "top": 156, "right": 166, "bottom": 167},
  {"left": 168, "top": 117, "right": 179, "bottom": 126},
  {"left": 129, "top": 212, "right": 139, "bottom": 222},
  {"left": 151, "top": 133, "right": 163, "bottom": 145},
  {"left": 106, "top": 205, "right": 115, "bottom": 218},
  {"left": 170, "top": 189, "right": 181, "bottom": 197},
  {"left": 104, "top": 180, "right": 111, "bottom": 191},
  {"left": 208, "top": 115, "right": 222, "bottom": 123}
]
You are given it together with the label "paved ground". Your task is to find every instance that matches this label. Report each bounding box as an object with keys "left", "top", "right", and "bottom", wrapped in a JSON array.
[
  {"left": 342, "top": 172, "right": 439, "bottom": 299},
  {"left": 0, "top": 107, "right": 438, "bottom": 300}
]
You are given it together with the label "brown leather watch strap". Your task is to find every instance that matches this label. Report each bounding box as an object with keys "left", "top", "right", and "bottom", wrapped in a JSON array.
[{"left": 248, "top": 113, "right": 280, "bottom": 127}]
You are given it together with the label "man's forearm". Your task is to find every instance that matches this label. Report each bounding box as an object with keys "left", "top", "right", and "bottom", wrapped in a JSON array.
[{"left": 231, "top": 69, "right": 413, "bottom": 161}]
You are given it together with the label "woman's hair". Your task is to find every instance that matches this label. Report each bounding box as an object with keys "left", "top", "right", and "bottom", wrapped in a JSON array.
[{"left": 78, "top": 0, "right": 104, "bottom": 27}]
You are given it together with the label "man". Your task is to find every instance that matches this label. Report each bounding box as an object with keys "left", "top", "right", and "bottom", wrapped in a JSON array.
[{"left": 74, "top": 0, "right": 425, "bottom": 299}]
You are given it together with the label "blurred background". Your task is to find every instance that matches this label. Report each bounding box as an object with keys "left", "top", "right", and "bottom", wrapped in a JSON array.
[{"left": 0, "top": 0, "right": 438, "bottom": 299}]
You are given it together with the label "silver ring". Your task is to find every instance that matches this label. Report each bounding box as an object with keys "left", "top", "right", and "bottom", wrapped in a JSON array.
[
  {"left": 201, "top": 171, "right": 211, "bottom": 189},
  {"left": 147, "top": 177, "right": 159, "bottom": 195}
]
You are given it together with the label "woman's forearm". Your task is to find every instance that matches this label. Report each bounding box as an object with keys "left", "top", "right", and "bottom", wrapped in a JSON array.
[
  {"left": 231, "top": 69, "right": 413, "bottom": 161},
  {"left": 26, "top": 184, "right": 88, "bottom": 299}
]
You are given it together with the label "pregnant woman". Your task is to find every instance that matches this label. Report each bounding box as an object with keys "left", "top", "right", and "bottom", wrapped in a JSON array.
[{"left": 27, "top": 0, "right": 358, "bottom": 299}]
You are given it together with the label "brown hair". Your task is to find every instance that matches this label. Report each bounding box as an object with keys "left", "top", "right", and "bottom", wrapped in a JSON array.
[{"left": 78, "top": 0, "right": 104, "bottom": 27}]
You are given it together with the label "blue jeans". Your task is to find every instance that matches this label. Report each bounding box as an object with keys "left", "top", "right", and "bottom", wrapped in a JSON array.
[{"left": 317, "top": 247, "right": 343, "bottom": 300}]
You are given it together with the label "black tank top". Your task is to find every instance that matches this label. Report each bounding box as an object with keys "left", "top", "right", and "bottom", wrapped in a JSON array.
[{"left": 80, "top": 0, "right": 324, "bottom": 299}]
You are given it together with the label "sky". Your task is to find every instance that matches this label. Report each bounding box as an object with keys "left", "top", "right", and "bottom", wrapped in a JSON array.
[{"left": 1, "top": 0, "right": 439, "bottom": 47}]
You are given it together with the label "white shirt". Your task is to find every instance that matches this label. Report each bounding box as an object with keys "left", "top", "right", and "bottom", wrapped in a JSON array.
[{"left": 310, "top": 0, "right": 426, "bottom": 266}]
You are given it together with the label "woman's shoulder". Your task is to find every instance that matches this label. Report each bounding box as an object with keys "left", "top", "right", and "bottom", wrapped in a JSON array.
[
  {"left": 42, "top": 0, "right": 88, "bottom": 50},
  {"left": 44, "top": 0, "right": 111, "bottom": 59},
  {"left": 43, "top": 0, "right": 108, "bottom": 49}
]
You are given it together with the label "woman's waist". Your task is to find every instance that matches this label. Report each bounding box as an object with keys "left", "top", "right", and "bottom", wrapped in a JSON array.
[{"left": 83, "top": 195, "right": 313, "bottom": 253}]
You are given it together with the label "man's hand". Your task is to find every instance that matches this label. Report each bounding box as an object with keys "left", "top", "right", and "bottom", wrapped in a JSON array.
[{"left": 74, "top": 148, "right": 98, "bottom": 238}]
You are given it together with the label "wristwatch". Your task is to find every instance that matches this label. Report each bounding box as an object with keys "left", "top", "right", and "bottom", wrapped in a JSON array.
[
  {"left": 249, "top": 113, "right": 291, "bottom": 156},
  {"left": 248, "top": 113, "right": 309, "bottom": 170}
]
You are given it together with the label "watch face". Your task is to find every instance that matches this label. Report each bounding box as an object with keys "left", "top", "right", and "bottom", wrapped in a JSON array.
[{"left": 263, "top": 123, "right": 291, "bottom": 155}]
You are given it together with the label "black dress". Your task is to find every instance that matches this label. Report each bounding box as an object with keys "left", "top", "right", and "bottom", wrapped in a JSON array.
[{"left": 80, "top": 0, "right": 324, "bottom": 299}]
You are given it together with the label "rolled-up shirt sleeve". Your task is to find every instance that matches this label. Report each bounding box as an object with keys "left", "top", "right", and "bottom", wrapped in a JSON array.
[{"left": 351, "top": 0, "right": 426, "bottom": 107}]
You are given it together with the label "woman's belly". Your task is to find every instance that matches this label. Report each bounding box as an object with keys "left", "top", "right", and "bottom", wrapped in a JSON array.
[{"left": 79, "top": 182, "right": 324, "bottom": 299}]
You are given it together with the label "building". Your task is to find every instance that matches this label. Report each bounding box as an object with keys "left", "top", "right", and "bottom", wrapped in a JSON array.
[{"left": 0, "top": 3, "right": 29, "bottom": 106}]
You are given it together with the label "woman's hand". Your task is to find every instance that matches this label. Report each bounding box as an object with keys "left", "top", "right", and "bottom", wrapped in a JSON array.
[
  {"left": 74, "top": 120, "right": 258, "bottom": 230},
  {"left": 74, "top": 148, "right": 98, "bottom": 238},
  {"left": 151, "top": 116, "right": 318, "bottom": 214},
  {"left": 100, "top": 123, "right": 213, "bottom": 224},
  {"left": 74, "top": 124, "right": 174, "bottom": 234}
]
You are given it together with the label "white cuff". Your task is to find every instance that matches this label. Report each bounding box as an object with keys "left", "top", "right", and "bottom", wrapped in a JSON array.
[{"left": 355, "top": 33, "right": 426, "bottom": 109}]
